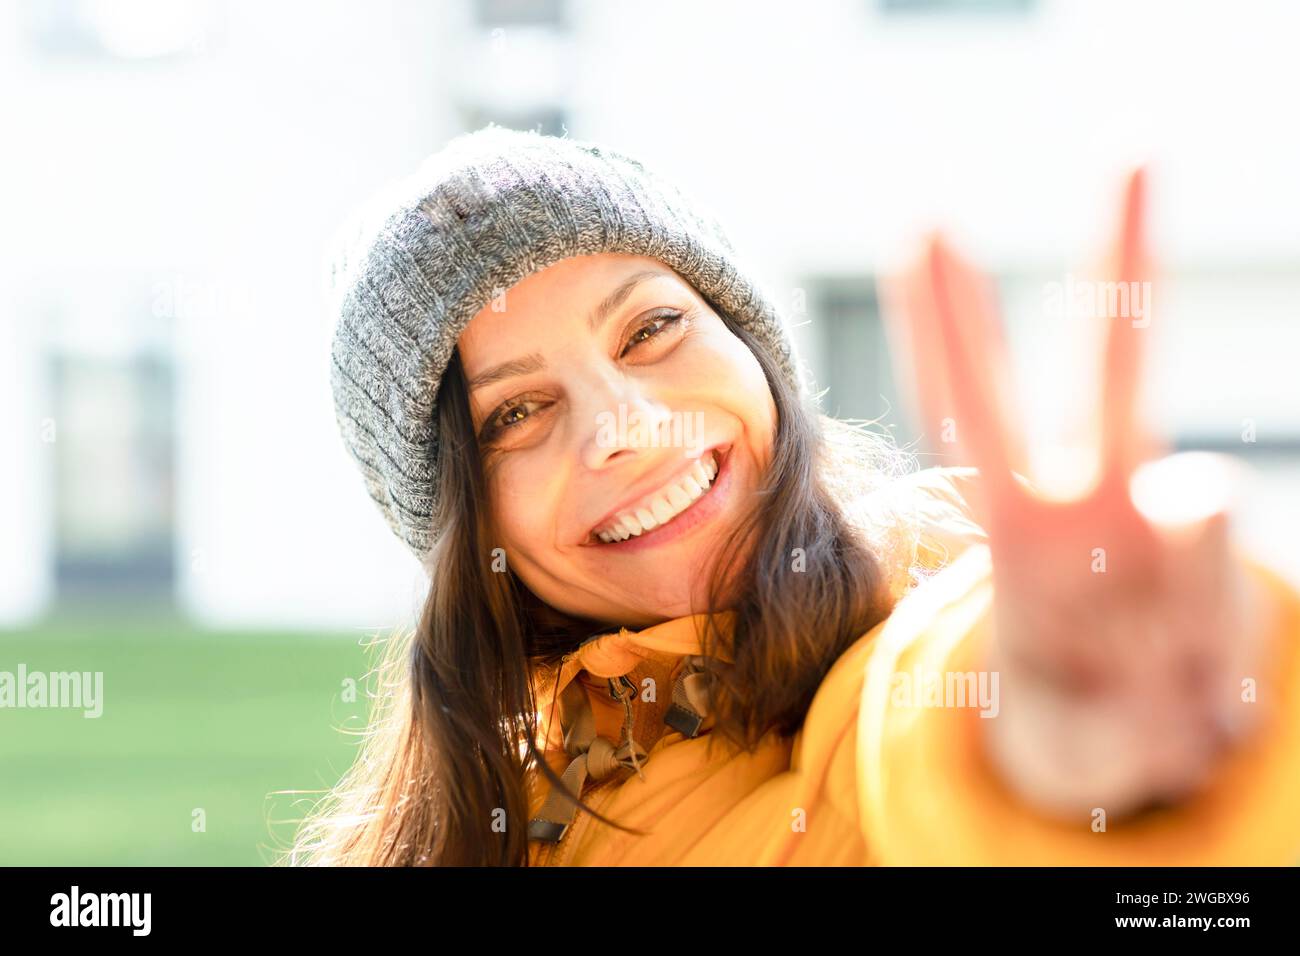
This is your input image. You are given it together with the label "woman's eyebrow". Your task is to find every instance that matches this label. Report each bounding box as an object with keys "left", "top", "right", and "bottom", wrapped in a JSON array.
[
  {"left": 587, "top": 269, "right": 668, "bottom": 333},
  {"left": 467, "top": 269, "right": 672, "bottom": 393},
  {"left": 467, "top": 353, "right": 546, "bottom": 393}
]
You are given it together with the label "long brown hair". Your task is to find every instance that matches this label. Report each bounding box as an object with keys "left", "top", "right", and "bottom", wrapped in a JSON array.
[{"left": 286, "top": 297, "right": 916, "bottom": 866}]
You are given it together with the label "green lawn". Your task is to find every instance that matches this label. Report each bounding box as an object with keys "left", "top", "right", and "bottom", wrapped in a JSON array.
[{"left": 0, "top": 612, "right": 380, "bottom": 866}]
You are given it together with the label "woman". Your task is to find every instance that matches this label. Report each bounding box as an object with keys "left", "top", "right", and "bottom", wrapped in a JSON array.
[{"left": 294, "top": 125, "right": 1300, "bottom": 866}]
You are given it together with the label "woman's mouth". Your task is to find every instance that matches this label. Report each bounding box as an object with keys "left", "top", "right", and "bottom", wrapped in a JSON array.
[{"left": 585, "top": 445, "right": 733, "bottom": 551}]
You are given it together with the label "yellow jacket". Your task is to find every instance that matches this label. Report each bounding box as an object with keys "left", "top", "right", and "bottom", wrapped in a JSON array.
[{"left": 525, "top": 466, "right": 1300, "bottom": 865}]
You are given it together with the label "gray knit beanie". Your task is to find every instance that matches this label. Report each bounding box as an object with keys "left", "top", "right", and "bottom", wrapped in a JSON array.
[{"left": 327, "top": 124, "right": 807, "bottom": 562}]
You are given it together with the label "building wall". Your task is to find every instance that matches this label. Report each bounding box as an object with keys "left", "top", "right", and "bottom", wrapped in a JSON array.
[{"left": 2, "top": 0, "right": 1296, "bottom": 629}]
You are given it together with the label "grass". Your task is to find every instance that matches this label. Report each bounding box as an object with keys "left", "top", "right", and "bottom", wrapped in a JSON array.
[{"left": 0, "top": 610, "right": 384, "bottom": 866}]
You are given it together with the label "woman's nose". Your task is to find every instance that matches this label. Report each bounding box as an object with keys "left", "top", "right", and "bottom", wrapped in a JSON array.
[{"left": 577, "top": 378, "right": 675, "bottom": 472}]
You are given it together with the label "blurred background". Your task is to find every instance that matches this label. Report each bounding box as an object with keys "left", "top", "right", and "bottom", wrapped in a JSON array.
[{"left": 1, "top": 0, "right": 1297, "bottom": 865}]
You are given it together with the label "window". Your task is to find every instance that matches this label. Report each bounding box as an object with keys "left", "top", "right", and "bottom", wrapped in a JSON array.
[
  {"left": 879, "top": 0, "right": 1035, "bottom": 14},
  {"left": 49, "top": 350, "right": 176, "bottom": 600},
  {"left": 459, "top": 105, "right": 568, "bottom": 138},
  {"left": 22, "top": 0, "right": 214, "bottom": 61},
  {"left": 808, "top": 278, "right": 903, "bottom": 431},
  {"left": 475, "top": 0, "right": 565, "bottom": 29}
]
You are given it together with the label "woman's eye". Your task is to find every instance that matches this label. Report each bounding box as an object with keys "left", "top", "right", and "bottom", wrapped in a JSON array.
[
  {"left": 620, "top": 309, "right": 684, "bottom": 358},
  {"left": 498, "top": 404, "right": 528, "bottom": 428},
  {"left": 483, "top": 398, "right": 542, "bottom": 440}
]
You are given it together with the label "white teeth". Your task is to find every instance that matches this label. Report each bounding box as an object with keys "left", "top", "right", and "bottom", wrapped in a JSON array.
[
  {"left": 650, "top": 497, "right": 674, "bottom": 524},
  {"left": 593, "top": 450, "right": 723, "bottom": 542},
  {"left": 691, "top": 458, "right": 711, "bottom": 486},
  {"left": 665, "top": 485, "right": 691, "bottom": 510}
]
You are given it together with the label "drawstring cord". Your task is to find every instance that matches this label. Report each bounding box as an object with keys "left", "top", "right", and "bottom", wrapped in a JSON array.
[{"left": 609, "top": 675, "right": 646, "bottom": 781}]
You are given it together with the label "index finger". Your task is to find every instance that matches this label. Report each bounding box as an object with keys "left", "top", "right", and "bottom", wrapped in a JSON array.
[
  {"left": 1099, "top": 167, "right": 1165, "bottom": 482},
  {"left": 883, "top": 234, "right": 1030, "bottom": 518}
]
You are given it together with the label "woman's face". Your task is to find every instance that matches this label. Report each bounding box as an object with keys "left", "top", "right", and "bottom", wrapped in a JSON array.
[{"left": 457, "top": 253, "right": 778, "bottom": 628}]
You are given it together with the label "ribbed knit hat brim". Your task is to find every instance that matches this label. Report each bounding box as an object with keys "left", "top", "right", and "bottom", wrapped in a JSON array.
[{"left": 328, "top": 124, "right": 805, "bottom": 561}]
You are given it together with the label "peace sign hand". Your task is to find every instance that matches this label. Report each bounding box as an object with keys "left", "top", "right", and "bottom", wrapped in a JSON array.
[{"left": 882, "top": 171, "right": 1269, "bottom": 820}]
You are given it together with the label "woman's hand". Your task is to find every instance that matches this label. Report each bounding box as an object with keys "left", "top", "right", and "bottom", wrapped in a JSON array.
[{"left": 881, "top": 171, "right": 1269, "bottom": 820}]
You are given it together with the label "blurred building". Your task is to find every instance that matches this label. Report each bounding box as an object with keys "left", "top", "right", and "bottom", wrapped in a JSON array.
[{"left": 2, "top": 0, "right": 1297, "bottom": 630}]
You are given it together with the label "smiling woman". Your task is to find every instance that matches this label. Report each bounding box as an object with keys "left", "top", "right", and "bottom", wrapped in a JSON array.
[
  {"left": 292, "top": 125, "right": 1300, "bottom": 867},
  {"left": 456, "top": 253, "right": 781, "bottom": 625}
]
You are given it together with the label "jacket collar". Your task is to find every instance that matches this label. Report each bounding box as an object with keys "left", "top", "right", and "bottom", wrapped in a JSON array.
[{"left": 530, "top": 610, "right": 735, "bottom": 727}]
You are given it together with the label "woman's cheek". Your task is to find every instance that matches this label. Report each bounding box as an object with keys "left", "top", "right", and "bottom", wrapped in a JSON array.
[
  {"left": 710, "top": 335, "right": 778, "bottom": 468},
  {"left": 671, "top": 332, "right": 748, "bottom": 396},
  {"left": 498, "top": 453, "right": 568, "bottom": 546},
  {"left": 486, "top": 461, "right": 533, "bottom": 543},
  {"left": 704, "top": 332, "right": 776, "bottom": 426}
]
